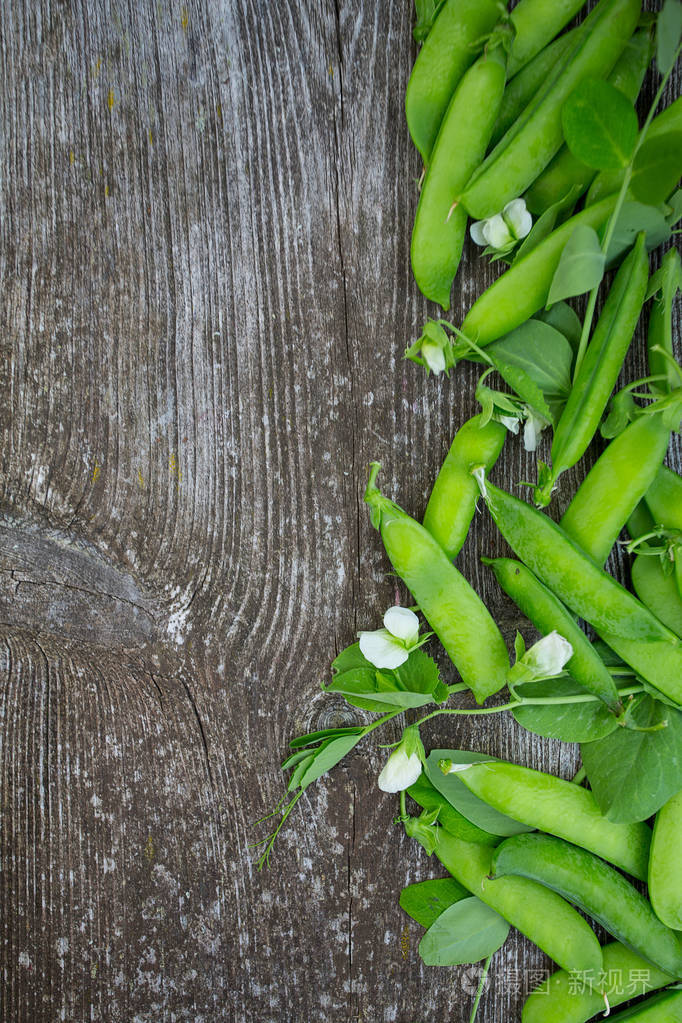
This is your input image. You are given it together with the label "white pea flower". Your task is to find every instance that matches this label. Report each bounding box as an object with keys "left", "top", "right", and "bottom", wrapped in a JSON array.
[
  {"left": 470, "top": 198, "right": 533, "bottom": 255},
  {"left": 378, "top": 748, "right": 423, "bottom": 792},
  {"left": 522, "top": 631, "right": 573, "bottom": 679},
  {"left": 359, "top": 606, "right": 420, "bottom": 670},
  {"left": 421, "top": 338, "right": 447, "bottom": 375},
  {"left": 523, "top": 409, "right": 549, "bottom": 452},
  {"left": 496, "top": 413, "right": 520, "bottom": 434},
  {"left": 378, "top": 725, "right": 425, "bottom": 793}
]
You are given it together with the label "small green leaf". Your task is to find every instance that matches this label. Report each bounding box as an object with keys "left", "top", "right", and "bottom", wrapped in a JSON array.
[
  {"left": 607, "top": 202, "right": 672, "bottom": 264},
  {"left": 298, "top": 733, "right": 363, "bottom": 789},
  {"left": 400, "top": 878, "right": 469, "bottom": 929},
  {"left": 425, "top": 750, "right": 532, "bottom": 837},
  {"left": 394, "top": 648, "right": 442, "bottom": 696},
  {"left": 288, "top": 753, "right": 315, "bottom": 791},
  {"left": 289, "top": 726, "right": 364, "bottom": 750},
  {"left": 562, "top": 79, "right": 639, "bottom": 170},
  {"left": 418, "top": 897, "right": 510, "bottom": 966},
  {"left": 534, "top": 302, "right": 583, "bottom": 354},
  {"left": 282, "top": 748, "right": 317, "bottom": 771},
  {"left": 513, "top": 631, "right": 526, "bottom": 662},
  {"left": 547, "top": 224, "right": 605, "bottom": 306},
  {"left": 488, "top": 320, "right": 573, "bottom": 424},
  {"left": 581, "top": 694, "right": 682, "bottom": 822},
  {"left": 630, "top": 132, "right": 682, "bottom": 205},
  {"left": 331, "top": 642, "right": 372, "bottom": 675},
  {"left": 657, "top": 0, "right": 682, "bottom": 73},
  {"left": 600, "top": 388, "right": 638, "bottom": 439},
  {"left": 512, "top": 677, "right": 620, "bottom": 743}
]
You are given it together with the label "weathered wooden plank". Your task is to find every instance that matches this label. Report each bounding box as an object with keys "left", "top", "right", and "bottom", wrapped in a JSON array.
[{"left": 0, "top": 0, "right": 679, "bottom": 1020}]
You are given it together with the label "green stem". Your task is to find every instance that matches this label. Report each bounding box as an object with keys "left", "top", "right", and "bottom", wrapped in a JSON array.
[
  {"left": 572, "top": 765, "right": 587, "bottom": 786},
  {"left": 255, "top": 788, "right": 305, "bottom": 870},
  {"left": 572, "top": 48, "right": 682, "bottom": 380},
  {"left": 469, "top": 955, "right": 492, "bottom": 1023},
  {"left": 400, "top": 790, "right": 407, "bottom": 819}
]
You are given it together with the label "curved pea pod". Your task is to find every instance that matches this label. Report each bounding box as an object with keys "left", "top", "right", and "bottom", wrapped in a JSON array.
[
  {"left": 631, "top": 556, "right": 682, "bottom": 638},
  {"left": 535, "top": 232, "right": 649, "bottom": 506},
  {"left": 522, "top": 941, "right": 674, "bottom": 1023},
  {"left": 525, "top": 28, "right": 652, "bottom": 215},
  {"left": 490, "top": 29, "right": 578, "bottom": 148},
  {"left": 491, "top": 833, "right": 682, "bottom": 977},
  {"left": 405, "top": 0, "right": 502, "bottom": 165},
  {"left": 459, "top": 0, "right": 641, "bottom": 220},
  {"left": 411, "top": 45, "right": 507, "bottom": 309},
  {"left": 648, "top": 247, "right": 682, "bottom": 394},
  {"left": 559, "top": 412, "right": 671, "bottom": 565},
  {"left": 364, "top": 464, "right": 509, "bottom": 702},
  {"left": 457, "top": 761, "right": 650, "bottom": 878},
  {"left": 477, "top": 475, "right": 682, "bottom": 705},
  {"left": 506, "top": 0, "right": 588, "bottom": 78},
  {"left": 485, "top": 556, "right": 621, "bottom": 711},
  {"left": 422, "top": 414, "right": 506, "bottom": 560},
  {"left": 649, "top": 789, "right": 682, "bottom": 930},
  {"left": 588, "top": 96, "right": 682, "bottom": 206},
  {"left": 434, "top": 829, "right": 604, "bottom": 976},
  {"left": 406, "top": 773, "right": 500, "bottom": 847},
  {"left": 460, "top": 195, "right": 617, "bottom": 348}
]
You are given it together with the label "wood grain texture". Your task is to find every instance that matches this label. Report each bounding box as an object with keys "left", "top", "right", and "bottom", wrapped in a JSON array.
[{"left": 0, "top": 0, "right": 679, "bottom": 1020}]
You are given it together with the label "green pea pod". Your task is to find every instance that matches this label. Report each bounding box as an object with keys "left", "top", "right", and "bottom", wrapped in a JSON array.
[
  {"left": 536, "top": 232, "right": 649, "bottom": 506},
  {"left": 411, "top": 45, "right": 507, "bottom": 309},
  {"left": 603, "top": 991, "right": 682, "bottom": 1022},
  {"left": 644, "top": 467, "right": 682, "bottom": 532},
  {"left": 648, "top": 247, "right": 682, "bottom": 394},
  {"left": 457, "top": 761, "right": 651, "bottom": 878},
  {"left": 628, "top": 499, "right": 655, "bottom": 541},
  {"left": 477, "top": 475, "right": 682, "bottom": 704},
  {"left": 434, "top": 829, "right": 604, "bottom": 976},
  {"left": 364, "top": 464, "right": 509, "bottom": 702},
  {"left": 460, "top": 195, "right": 617, "bottom": 348},
  {"left": 525, "top": 28, "right": 652, "bottom": 215},
  {"left": 491, "top": 833, "right": 682, "bottom": 977},
  {"left": 559, "top": 412, "right": 671, "bottom": 565},
  {"left": 422, "top": 414, "right": 506, "bottom": 560},
  {"left": 649, "top": 789, "right": 682, "bottom": 930},
  {"left": 588, "top": 96, "right": 682, "bottom": 206},
  {"left": 522, "top": 941, "right": 674, "bottom": 1023},
  {"left": 631, "top": 556, "right": 682, "bottom": 638},
  {"left": 406, "top": 773, "right": 501, "bottom": 847},
  {"left": 485, "top": 556, "right": 621, "bottom": 711},
  {"left": 405, "top": 0, "right": 502, "bottom": 165},
  {"left": 506, "top": 0, "right": 588, "bottom": 78},
  {"left": 459, "top": 0, "right": 641, "bottom": 219},
  {"left": 490, "top": 29, "right": 578, "bottom": 148}
]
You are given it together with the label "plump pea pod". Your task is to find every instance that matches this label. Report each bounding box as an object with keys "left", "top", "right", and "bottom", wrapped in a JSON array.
[
  {"left": 506, "top": 0, "right": 588, "bottom": 78},
  {"left": 485, "top": 557, "right": 621, "bottom": 710},
  {"left": 477, "top": 475, "right": 682, "bottom": 704},
  {"left": 407, "top": 773, "right": 500, "bottom": 847},
  {"left": 491, "top": 834, "right": 682, "bottom": 977},
  {"left": 411, "top": 45, "right": 508, "bottom": 309},
  {"left": 648, "top": 248, "right": 682, "bottom": 394},
  {"left": 490, "top": 29, "right": 578, "bottom": 148},
  {"left": 559, "top": 413, "right": 671, "bottom": 565},
  {"left": 459, "top": 0, "right": 641, "bottom": 219},
  {"left": 525, "top": 28, "right": 652, "bottom": 215},
  {"left": 522, "top": 941, "right": 674, "bottom": 1023},
  {"left": 459, "top": 195, "right": 617, "bottom": 348},
  {"left": 405, "top": 0, "right": 502, "bottom": 165},
  {"left": 588, "top": 96, "right": 682, "bottom": 205},
  {"left": 650, "top": 789, "right": 682, "bottom": 930},
  {"left": 422, "top": 414, "right": 506, "bottom": 560},
  {"left": 600, "top": 991, "right": 682, "bottom": 1022},
  {"left": 457, "top": 761, "right": 651, "bottom": 878},
  {"left": 365, "top": 464, "right": 509, "bottom": 702},
  {"left": 433, "top": 829, "right": 604, "bottom": 976},
  {"left": 536, "top": 232, "right": 649, "bottom": 506},
  {"left": 631, "top": 556, "right": 682, "bottom": 638}
]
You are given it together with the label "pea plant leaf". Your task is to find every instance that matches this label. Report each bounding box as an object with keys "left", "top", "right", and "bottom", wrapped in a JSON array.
[
  {"left": 581, "top": 694, "right": 682, "bottom": 822},
  {"left": 534, "top": 301, "right": 583, "bottom": 354},
  {"left": 418, "top": 897, "right": 510, "bottom": 966},
  {"left": 562, "top": 79, "right": 639, "bottom": 170},
  {"left": 547, "top": 224, "right": 605, "bottom": 306},
  {"left": 297, "top": 733, "right": 365, "bottom": 789},
  {"left": 606, "top": 201, "right": 672, "bottom": 265},
  {"left": 488, "top": 321, "right": 573, "bottom": 424},
  {"left": 657, "top": 0, "right": 682, "bottom": 74},
  {"left": 289, "top": 726, "right": 364, "bottom": 750},
  {"left": 325, "top": 644, "right": 445, "bottom": 712},
  {"left": 425, "top": 750, "right": 532, "bottom": 837},
  {"left": 400, "top": 877, "right": 469, "bottom": 929},
  {"left": 512, "top": 677, "right": 620, "bottom": 743},
  {"left": 630, "top": 132, "right": 682, "bottom": 206}
]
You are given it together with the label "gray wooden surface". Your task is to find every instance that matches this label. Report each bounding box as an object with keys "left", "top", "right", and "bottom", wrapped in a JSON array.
[{"left": 0, "top": 1, "right": 680, "bottom": 1020}]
